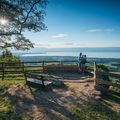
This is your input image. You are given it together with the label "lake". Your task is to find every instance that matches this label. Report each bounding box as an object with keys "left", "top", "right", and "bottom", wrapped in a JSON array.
[{"left": 20, "top": 51, "right": 120, "bottom": 58}]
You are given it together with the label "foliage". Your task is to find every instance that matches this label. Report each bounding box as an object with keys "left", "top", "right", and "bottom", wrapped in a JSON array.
[
  {"left": 97, "top": 64, "right": 109, "bottom": 72},
  {"left": 97, "top": 64, "right": 110, "bottom": 88},
  {"left": 0, "top": 94, "right": 22, "bottom": 120},
  {"left": 0, "top": 0, "right": 47, "bottom": 50},
  {"left": 0, "top": 49, "right": 21, "bottom": 63}
]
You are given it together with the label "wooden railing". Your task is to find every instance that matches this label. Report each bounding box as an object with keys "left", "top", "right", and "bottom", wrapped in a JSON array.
[
  {"left": 93, "top": 62, "right": 120, "bottom": 88},
  {"left": 1, "top": 60, "right": 119, "bottom": 88},
  {"left": 0, "top": 60, "right": 80, "bottom": 80}
]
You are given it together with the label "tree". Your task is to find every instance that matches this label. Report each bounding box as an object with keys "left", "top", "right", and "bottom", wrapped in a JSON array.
[
  {"left": 1, "top": 49, "right": 13, "bottom": 58},
  {"left": 0, "top": 0, "right": 47, "bottom": 50},
  {"left": 0, "top": 49, "right": 21, "bottom": 63}
]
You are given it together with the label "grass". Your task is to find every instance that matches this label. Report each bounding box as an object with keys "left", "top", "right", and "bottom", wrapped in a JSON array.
[
  {"left": 72, "top": 101, "right": 120, "bottom": 120},
  {"left": 0, "top": 79, "right": 25, "bottom": 89},
  {"left": 0, "top": 79, "right": 28, "bottom": 120},
  {"left": 0, "top": 93, "right": 22, "bottom": 120},
  {"left": 67, "top": 82, "right": 120, "bottom": 120}
]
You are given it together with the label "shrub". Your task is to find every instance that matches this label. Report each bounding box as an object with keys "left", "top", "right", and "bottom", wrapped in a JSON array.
[
  {"left": 97, "top": 64, "right": 110, "bottom": 88},
  {"left": 0, "top": 49, "right": 21, "bottom": 63}
]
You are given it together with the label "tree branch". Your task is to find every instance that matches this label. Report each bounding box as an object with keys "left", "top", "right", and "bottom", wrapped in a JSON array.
[
  {"left": 0, "top": 0, "right": 41, "bottom": 36},
  {"left": 0, "top": 32, "right": 21, "bottom": 36}
]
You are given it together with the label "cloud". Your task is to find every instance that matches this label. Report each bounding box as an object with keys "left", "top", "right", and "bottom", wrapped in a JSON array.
[
  {"left": 51, "top": 34, "right": 68, "bottom": 38},
  {"left": 35, "top": 43, "right": 51, "bottom": 47},
  {"left": 62, "top": 43, "right": 87, "bottom": 47},
  {"left": 87, "top": 29, "right": 102, "bottom": 32},
  {"left": 64, "top": 43, "right": 74, "bottom": 45},
  {"left": 77, "top": 43, "right": 87, "bottom": 46},
  {"left": 104, "top": 29, "right": 114, "bottom": 32},
  {"left": 87, "top": 28, "right": 114, "bottom": 32}
]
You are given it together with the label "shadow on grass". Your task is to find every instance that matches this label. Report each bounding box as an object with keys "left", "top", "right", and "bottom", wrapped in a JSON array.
[
  {"left": 72, "top": 100, "right": 120, "bottom": 120},
  {"left": 96, "top": 85, "right": 120, "bottom": 104},
  {"left": 102, "top": 89, "right": 120, "bottom": 104},
  {"left": 0, "top": 91, "right": 23, "bottom": 120}
]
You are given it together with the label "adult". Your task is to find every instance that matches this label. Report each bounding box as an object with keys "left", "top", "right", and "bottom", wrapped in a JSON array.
[
  {"left": 81, "top": 55, "right": 87, "bottom": 73},
  {"left": 78, "top": 53, "right": 82, "bottom": 71}
]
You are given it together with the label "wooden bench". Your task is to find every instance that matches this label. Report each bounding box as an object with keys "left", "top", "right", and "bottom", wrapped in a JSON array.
[{"left": 24, "top": 72, "right": 52, "bottom": 89}]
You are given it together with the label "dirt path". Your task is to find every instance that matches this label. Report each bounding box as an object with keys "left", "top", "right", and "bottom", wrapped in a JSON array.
[
  {"left": 4, "top": 76, "right": 120, "bottom": 120},
  {"left": 4, "top": 77, "right": 94, "bottom": 120}
]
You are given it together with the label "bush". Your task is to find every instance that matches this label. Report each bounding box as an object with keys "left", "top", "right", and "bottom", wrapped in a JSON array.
[
  {"left": 0, "top": 49, "right": 21, "bottom": 63},
  {"left": 97, "top": 64, "right": 110, "bottom": 88},
  {"left": 97, "top": 64, "right": 109, "bottom": 72}
]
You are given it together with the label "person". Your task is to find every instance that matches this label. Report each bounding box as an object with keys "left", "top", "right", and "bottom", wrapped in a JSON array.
[
  {"left": 78, "top": 53, "right": 82, "bottom": 72},
  {"left": 81, "top": 55, "right": 87, "bottom": 73}
]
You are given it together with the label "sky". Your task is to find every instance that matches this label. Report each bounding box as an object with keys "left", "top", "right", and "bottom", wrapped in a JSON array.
[{"left": 25, "top": 0, "right": 120, "bottom": 48}]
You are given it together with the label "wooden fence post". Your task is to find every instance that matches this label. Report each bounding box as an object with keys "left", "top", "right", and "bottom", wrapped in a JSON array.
[
  {"left": 94, "top": 61, "right": 97, "bottom": 87},
  {"left": 2, "top": 63, "right": 4, "bottom": 80},
  {"left": 42, "top": 61, "right": 44, "bottom": 73},
  {"left": 22, "top": 62, "right": 26, "bottom": 81},
  {"left": 60, "top": 60, "right": 63, "bottom": 76},
  {"left": 22, "top": 62, "right": 25, "bottom": 72}
]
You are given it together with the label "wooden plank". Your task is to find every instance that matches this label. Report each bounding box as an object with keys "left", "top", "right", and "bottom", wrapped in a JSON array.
[
  {"left": 1, "top": 66, "right": 42, "bottom": 69},
  {"left": 26, "top": 81, "right": 44, "bottom": 88},
  {"left": 0, "top": 69, "right": 42, "bottom": 72},
  {"left": 27, "top": 78, "right": 51, "bottom": 86},
  {"left": 96, "top": 79, "right": 120, "bottom": 88},
  {"left": 2, "top": 63, "right": 4, "bottom": 80},
  {"left": 96, "top": 71, "right": 120, "bottom": 78},
  {"left": 42, "top": 61, "right": 44, "bottom": 73},
  {"left": 94, "top": 62, "right": 97, "bottom": 86},
  {"left": 25, "top": 72, "right": 45, "bottom": 82},
  {"left": 24, "top": 66, "right": 42, "bottom": 68},
  {"left": 2, "top": 65, "right": 22, "bottom": 68},
  {"left": 0, "top": 60, "right": 78, "bottom": 64},
  {"left": 3, "top": 75, "right": 24, "bottom": 77}
]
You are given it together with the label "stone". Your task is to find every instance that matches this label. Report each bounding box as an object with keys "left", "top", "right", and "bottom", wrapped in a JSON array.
[
  {"left": 84, "top": 84, "right": 89, "bottom": 87},
  {"left": 94, "top": 96, "right": 101, "bottom": 100},
  {"left": 91, "top": 90, "right": 102, "bottom": 96},
  {"left": 82, "top": 89, "right": 90, "bottom": 97},
  {"left": 90, "top": 90, "right": 102, "bottom": 101}
]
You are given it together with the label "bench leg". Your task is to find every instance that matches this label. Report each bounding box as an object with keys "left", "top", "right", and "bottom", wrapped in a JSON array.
[{"left": 41, "top": 79, "right": 45, "bottom": 88}]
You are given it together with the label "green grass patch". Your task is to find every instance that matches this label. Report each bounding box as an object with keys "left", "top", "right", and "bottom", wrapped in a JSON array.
[
  {"left": 104, "top": 89, "right": 120, "bottom": 104},
  {"left": 0, "top": 93, "right": 23, "bottom": 120},
  {"left": 72, "top": 101, "right": 120, "bottom": 120},
  {"left": 0, "top": 79, "right": 25, "bottom": 89},
  {"left": 0, "top": 79, "right": 27, "bottom": 120}
]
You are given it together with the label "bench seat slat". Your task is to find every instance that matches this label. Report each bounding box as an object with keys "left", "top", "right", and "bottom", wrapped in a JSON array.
[{"left": 24, "top": 72, "right": 51, "bottom": 88}]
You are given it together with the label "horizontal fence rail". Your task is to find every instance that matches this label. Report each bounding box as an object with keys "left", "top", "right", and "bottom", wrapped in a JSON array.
[
  {"left": 94, "top": 62, "right": 120, "bottom": 89},
  {"left": 96, "top": 79, "right": 120, "bottom": 88}
]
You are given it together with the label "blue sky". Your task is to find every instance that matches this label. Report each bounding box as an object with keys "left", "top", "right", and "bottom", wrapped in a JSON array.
[{"left": 25, "top": 0, "right": 120, "bottom": 48}]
